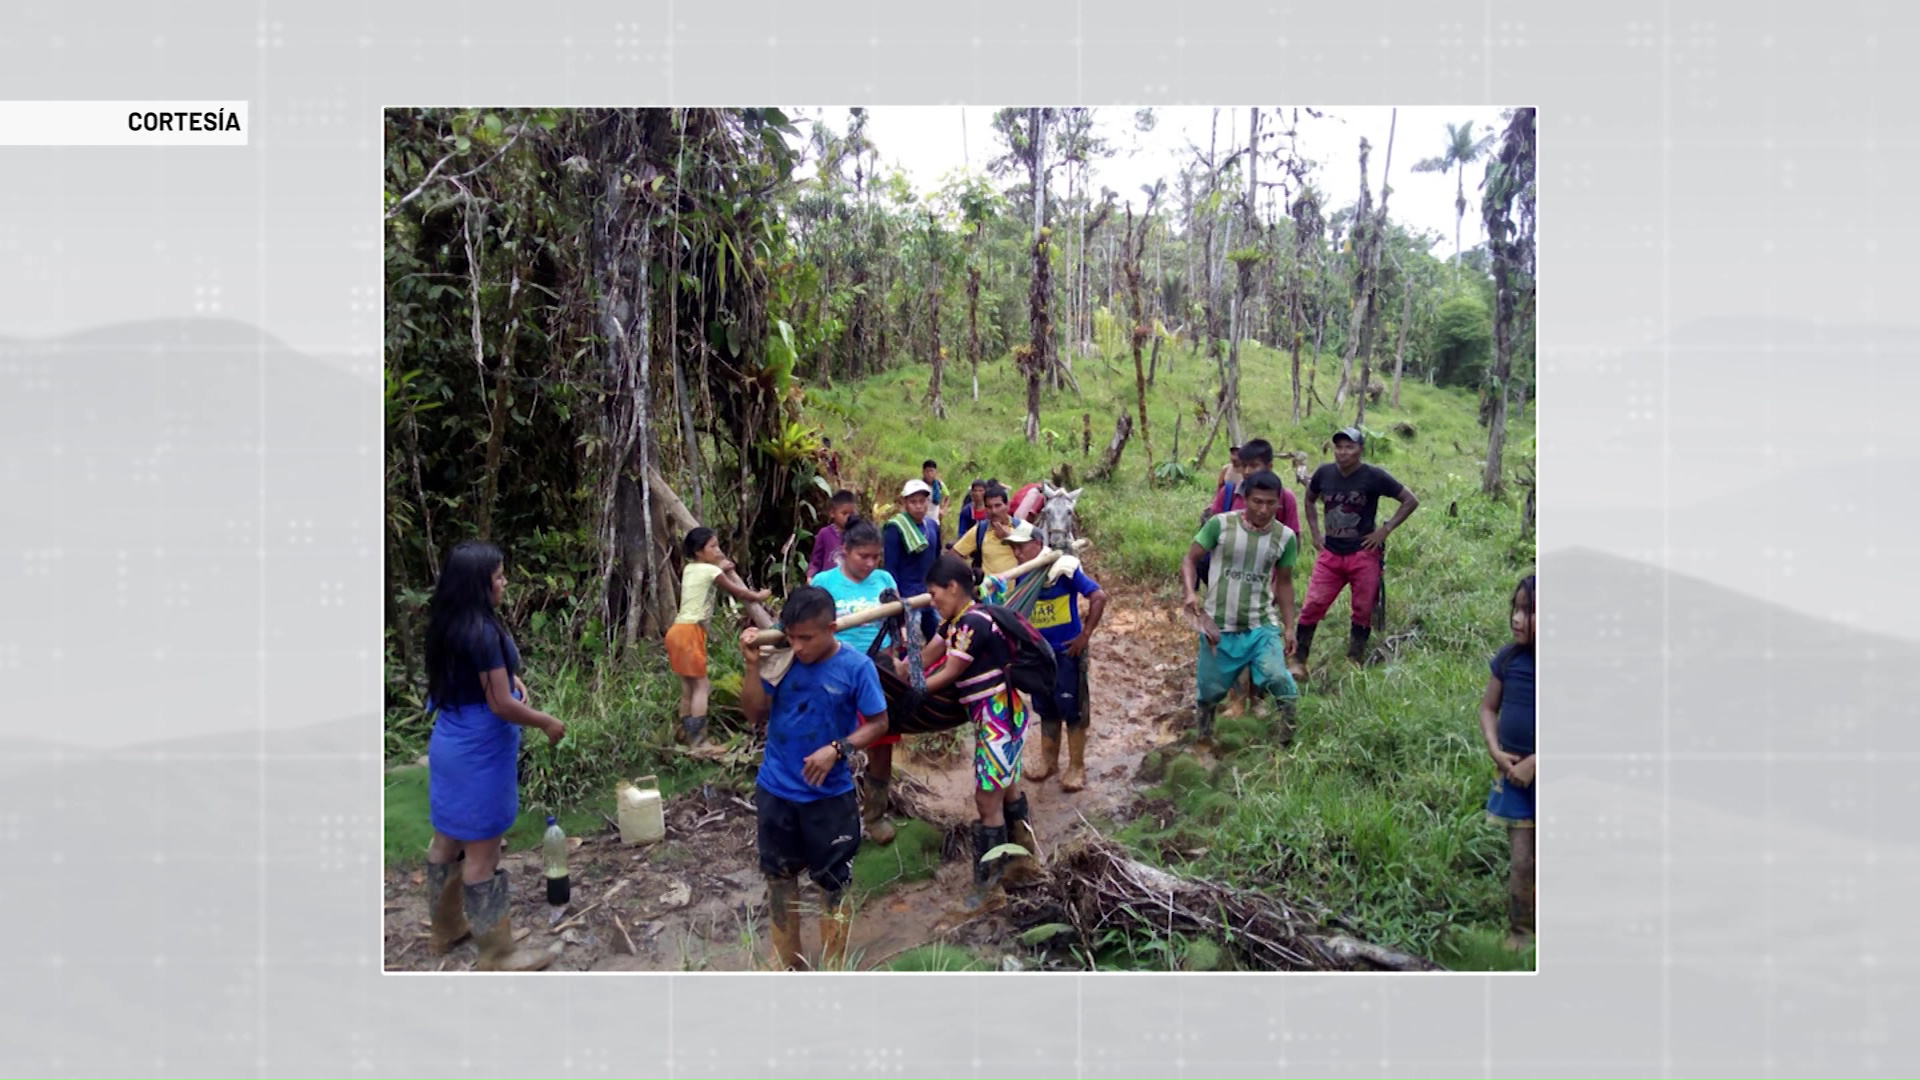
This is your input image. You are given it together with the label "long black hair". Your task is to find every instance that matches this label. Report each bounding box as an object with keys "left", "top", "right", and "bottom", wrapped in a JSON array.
[
  {"left": 841, "top": 516, "right": 883, "bottom": 550},
  {"left": 926, "top": 553, "right": 975, "bottom": 591},
  {"left": 424, "top": 540, "right": 506, "bottom": 707}
]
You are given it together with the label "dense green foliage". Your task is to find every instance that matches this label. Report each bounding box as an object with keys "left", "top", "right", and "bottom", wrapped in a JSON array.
[{"left": 384, "top": 107, "right": 1538, "bottom": 970}]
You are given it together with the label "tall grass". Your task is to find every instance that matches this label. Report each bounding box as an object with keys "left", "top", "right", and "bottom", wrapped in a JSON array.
[{"left": 816, "top": 337, "right": 1536, "bottom": 965}]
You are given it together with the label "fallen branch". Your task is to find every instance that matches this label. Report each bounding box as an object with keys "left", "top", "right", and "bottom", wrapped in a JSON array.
[
  {"left": 1043, "top": 831, "right": 1443, "bottom": 972},
  {"left": 612, "top": 913, "right": 640, "bottom": 956}
]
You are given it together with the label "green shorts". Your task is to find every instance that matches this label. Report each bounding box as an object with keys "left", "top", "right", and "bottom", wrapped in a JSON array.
[{"left": 1196, "top": 625, "right": 1298, "bottom": 707}]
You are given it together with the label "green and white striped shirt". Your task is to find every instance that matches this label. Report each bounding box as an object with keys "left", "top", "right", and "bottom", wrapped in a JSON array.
[{"left": 1193, "top": 512, "right": 1298, "bottom": 633}]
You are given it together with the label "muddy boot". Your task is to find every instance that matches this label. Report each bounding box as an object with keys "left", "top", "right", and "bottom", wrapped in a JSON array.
[
  {"left": 860, "top": 773, "right": 896, "bottom": 846},
  {"left": 1346, "top": 625, "right": 1371, "bottom": 666},
  {"left": 1061, "top": 728, "right": 1089, "bottom": 793},
  {"left": 1027, "top": 724, "right": 1061, "bottom": 782},
  {"left": 1193, "top": 702, "right": 1217, "bottom": 745},
  {"left": 1289, "top": 623, "right": 1316, "bottom": 682},
  {"left": 1000, "top": 794, "right": 1043, "bottom": 889},
  {"left": 818, "top": 890, "right": 852, "bottom": 970},
  {"left": 676, "top": 714, "right": 708, "bottom": 746},
  {"left": 1273, "top": 699, "right": 1298, "bottom": 748},
  {"left": 764, "top": 875, "right": 804, "bottom": 971},
  {"left": 425, "top": 855, "right": 470, "bottom": 956},
  {"left": 962, "top": 822, "right": 1009, "bottom": 913},
  {"left": 466, "top": 870, "right": 554, "bottom": 972}
]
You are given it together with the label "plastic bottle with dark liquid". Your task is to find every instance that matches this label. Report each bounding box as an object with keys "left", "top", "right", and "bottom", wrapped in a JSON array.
[{"left": 542, "top": 815, "right": 570, "bottom": 906}]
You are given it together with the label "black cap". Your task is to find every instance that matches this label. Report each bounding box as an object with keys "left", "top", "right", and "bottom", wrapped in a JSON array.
[{"left": 1333, "top": 426, "right": 1365, "bottom": 446}]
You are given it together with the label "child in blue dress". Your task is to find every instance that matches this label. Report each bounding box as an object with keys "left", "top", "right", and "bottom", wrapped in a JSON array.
[{"left": 1478, "top": 574, "right": 1536, "bottom": 950}]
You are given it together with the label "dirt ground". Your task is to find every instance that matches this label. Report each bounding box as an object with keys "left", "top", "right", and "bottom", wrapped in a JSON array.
[{"left": 382, "top": 571, "right": 1205, "bottom": 972}]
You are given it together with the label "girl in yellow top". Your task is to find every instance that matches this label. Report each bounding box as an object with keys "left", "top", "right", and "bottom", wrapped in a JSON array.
[{"left": 668, "top": 527, "right": 771, "bottom": 747}]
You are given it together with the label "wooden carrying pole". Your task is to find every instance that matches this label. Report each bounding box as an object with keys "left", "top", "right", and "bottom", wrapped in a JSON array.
[{"left": 749, "top": 539, "right": 1088, "bottom": 648}]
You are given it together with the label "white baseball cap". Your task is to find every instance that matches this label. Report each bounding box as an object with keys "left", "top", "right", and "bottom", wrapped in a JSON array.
[
  {"left": 1004, "top": 520, "right": 1038, "bottom": 543},
  {"left": 900, "top": 479, "right": 933, "bottom": 498}
]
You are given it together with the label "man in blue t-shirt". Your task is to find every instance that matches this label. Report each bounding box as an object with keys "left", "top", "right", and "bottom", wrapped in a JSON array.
[
  {"left": 736, "top": 586, "right": 890, "bottom": 971},
  {"left": 991, "top": 526, "right": 1107, "bottom": 794}
]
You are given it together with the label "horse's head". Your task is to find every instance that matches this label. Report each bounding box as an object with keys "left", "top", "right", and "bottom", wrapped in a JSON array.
[{"left": 1039, "top": 484, "right": 1082, "bottom": 549}]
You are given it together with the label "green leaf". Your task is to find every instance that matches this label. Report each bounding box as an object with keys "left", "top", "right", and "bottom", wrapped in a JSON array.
[
  {"left": 980, "top": 842, "right": 1030, "bottom": 864},
  {"left": 1018, "top": 923, "right": 1074, "bottom": 946},
  {"left": 455, "top": 134, "right": 471, "bottom": 153},
  {"left": 482, "top": 113, "right": 503, "bottom": 140},
  {"left": 810, "top": 475, "right": 833, "bottom": 496}
]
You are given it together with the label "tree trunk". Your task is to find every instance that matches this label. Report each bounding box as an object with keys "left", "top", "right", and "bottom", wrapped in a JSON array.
[
  {"left": 1482, "top": 108, "right": 1534, "bottom": 495},
  {"left": 1335, "top": 111, "right": 1395, "bottom": 418},
  {"left": 1123, "top": 203, "right": 1155, "bottom": 471},
  {"left": 967, "top": 264, "right": 981, "bottom": 401},
  {"left": 624, "top": 218, "right": 658, "bottom": 648},
  {"left": 1088, "top": 410, "right": 1134, "bottom": 481},
  {"left": 1191, "top": 399, "right": 1226, "bottom": 472},
  {"left": 1352, "top": 113, "right": 1397, "bottom": 429},
  {"left": 926, "top": 229, "right": 946, "bottom": 419},
  {"left": 1390, "top": 263, "right": 1414, "bottom": 410},
  {"left": 1223, "top": 107, "right": 1258, "bottom": 449},
  {"left": 1025, "top": 108, "right": 1052, "bottom": 443}
]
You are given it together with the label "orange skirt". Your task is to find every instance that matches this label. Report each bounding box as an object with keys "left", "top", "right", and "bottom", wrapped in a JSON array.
[{"left": 665, "top": 622, "right": 708, "bottom": 678}]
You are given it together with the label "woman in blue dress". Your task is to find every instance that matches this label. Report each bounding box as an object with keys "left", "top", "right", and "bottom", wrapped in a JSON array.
[{"left": 421, "top": 541, "right": 568, "bottom": 971}]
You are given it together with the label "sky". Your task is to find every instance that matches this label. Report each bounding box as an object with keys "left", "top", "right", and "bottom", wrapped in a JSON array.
[{"left": 791, "top": 105, "right": 1514, "bottom": 257}]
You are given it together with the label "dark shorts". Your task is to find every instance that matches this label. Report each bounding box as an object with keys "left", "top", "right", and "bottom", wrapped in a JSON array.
[
  {"left": 1034, "top": 649, "right": 1092, "bottom": 731},
  {"left": 755, "top": 785, "right": 861, "bottom": 892}
]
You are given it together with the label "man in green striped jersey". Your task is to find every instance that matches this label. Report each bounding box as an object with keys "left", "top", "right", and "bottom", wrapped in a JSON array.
[{"left": 1179, "top": 470, "right": 1301, "bottom": 745}]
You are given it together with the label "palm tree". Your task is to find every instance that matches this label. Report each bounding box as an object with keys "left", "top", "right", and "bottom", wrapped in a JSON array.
[{"left": 1412, "top": 120, "right": 1495, "bottom": 280}]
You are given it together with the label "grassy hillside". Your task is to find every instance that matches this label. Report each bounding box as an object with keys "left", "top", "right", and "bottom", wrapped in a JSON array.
[{"left": 812, "top": 338, "right": 1537, "bottom": 967}]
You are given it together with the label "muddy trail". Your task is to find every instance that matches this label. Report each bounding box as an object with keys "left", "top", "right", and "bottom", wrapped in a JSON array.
[{"left": 383, "top": 571, "right": 1204, "bottom": 972}]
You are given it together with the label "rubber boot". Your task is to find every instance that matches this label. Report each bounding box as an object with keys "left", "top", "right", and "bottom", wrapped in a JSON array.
[
  {"left": 860, "top": 773, "right": 896, "bottom": 846},
  {"left": 1193, "top": 702, "right": 1217, "bottom": 744},
  {"left": 1027, "top": 725, "right": 1061, "bottom": 782},
  {"left": 1289, "top": 623, "right": 1317, "bottom": 682},
  {"left": 1347, "top": 625, "right": 1371, "bottom": 666},
  {"left": 466, "top": 870, "right": 554, "bottom": 972},
  {"left": 764, "top": 875, "right": 804, "bottom": 971},
  {"left": 818, "top": 891, "right": 852, "bottom": 970},
  {"left": 679, "top": 714, "right": 709, "bottom": 746},
  {"left": 1273, "top": 699, "right": 1298, "bottom": 748},
  {"left": 1061, "top": 728, "right": 1089, "bottom": 793},
  {"left": 425, "top": 854, "right": 470, "bottom": 955},
  {"left": 963, "top": 822, "right": 1009, "bottom": 913},
  {"left": 1000, "top": 794, "right": 1043, "bottom": 889}
]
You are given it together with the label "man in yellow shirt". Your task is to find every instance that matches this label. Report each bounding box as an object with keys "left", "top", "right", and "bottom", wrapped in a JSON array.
[{"left": 948, "top": 483, "right": 1021, "bottom": 578}]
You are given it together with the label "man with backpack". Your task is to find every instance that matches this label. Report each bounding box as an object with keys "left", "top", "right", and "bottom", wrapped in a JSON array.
[
  {"left": 949, "top": 483, "right": 1021, "bottom": 581},
  {"left": 980, "top": 522, "right": 1107, "bottom": 794},
  {"left": 895, "top": 554, "right": 1055, "bottom": 911},
  {"left": 1180, "top": 470, "right": 1303, "bottom": 746}
]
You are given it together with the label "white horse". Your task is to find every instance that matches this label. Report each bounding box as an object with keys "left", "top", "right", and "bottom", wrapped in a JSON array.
[{"left": 1038, "top": 483, "right": 1082, "bottom": 550}]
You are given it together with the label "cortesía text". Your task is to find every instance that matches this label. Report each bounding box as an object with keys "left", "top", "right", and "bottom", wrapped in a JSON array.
[{"left": 128, "top": 109, "right": 243, "bottom": 133}]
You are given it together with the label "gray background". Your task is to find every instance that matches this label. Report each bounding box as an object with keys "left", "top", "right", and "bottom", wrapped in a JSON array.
[{"left": 0, "top": 0, "right": 1910, "bottom": 1076}]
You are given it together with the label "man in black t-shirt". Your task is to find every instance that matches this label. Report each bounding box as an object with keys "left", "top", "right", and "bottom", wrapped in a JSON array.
[{"left": 1293, "top": 427, "right": 1420, "bottom": 676}]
